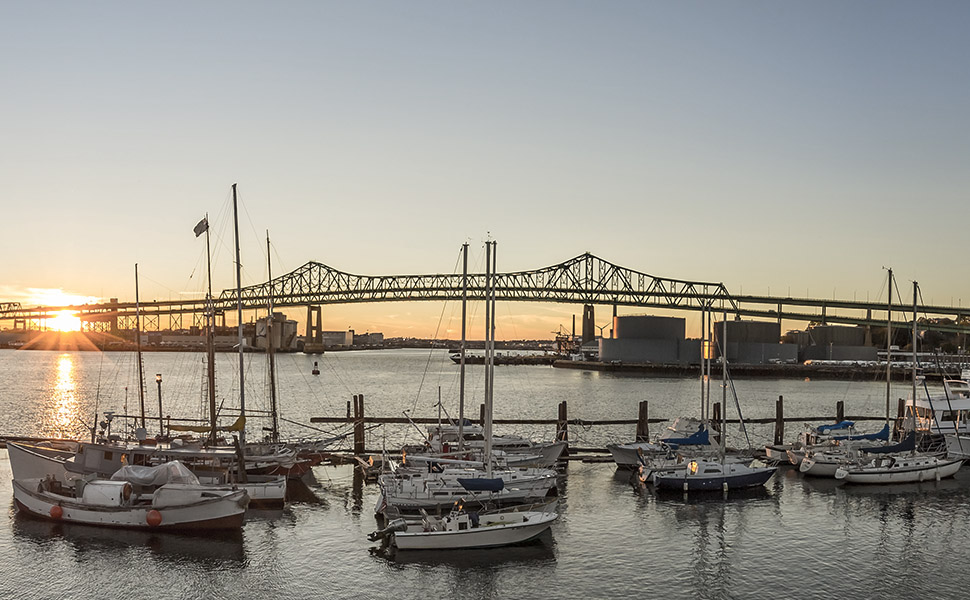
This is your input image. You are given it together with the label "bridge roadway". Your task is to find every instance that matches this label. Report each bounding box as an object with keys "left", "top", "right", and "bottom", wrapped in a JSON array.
[{"left": 1, "top": 253, "right": 968, "bottom": 333}]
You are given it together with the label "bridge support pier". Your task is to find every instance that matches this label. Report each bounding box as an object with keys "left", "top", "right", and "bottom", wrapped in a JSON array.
[
  {"left": 582, "top": 305, "right": 595, "bottom": 344},
  {"left": 304, "top": 306, "right": 325, "bottom": 353}
]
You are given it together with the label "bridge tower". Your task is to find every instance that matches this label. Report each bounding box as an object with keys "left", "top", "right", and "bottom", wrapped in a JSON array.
[
  {"left": 304, "top": 305, "right": 325, "bottom": 353},
  {"left": 582, "top": 304, "right": 595, "bottom": 344}
]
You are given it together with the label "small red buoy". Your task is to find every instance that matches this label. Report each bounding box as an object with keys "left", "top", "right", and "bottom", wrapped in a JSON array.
[
  {"left": 146, "top": 509, "right": 162, "bottom": 527},
  {"left": 49, "top": 505, "right": 63, "bottom": 519}
]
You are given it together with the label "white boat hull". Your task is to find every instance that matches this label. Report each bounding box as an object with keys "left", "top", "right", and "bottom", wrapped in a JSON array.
[
  {"left": 7, "top": 442, "right": 73, "bottom": 483},
  {"left": 13, "top": 479, "right": 249, "bottom": 530},
  {"left": 393, "top": 511, "right": 556, "bottom": 550},
  {"left": 835, "top": 457, "right": 963, "bottom": 484}
]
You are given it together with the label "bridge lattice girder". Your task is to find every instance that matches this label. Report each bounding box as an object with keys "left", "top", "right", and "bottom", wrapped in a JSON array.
[{"left": 219, "top": 253, "right": 737, "bottom": 312}]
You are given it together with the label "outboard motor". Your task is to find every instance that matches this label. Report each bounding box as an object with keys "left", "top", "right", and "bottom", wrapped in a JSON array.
[{"left": 367, "top": 518, "right": 408, "bottom": 542}]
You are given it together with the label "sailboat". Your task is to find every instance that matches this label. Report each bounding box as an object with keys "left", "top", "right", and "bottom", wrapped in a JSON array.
[
  {"left": 375, "top": 242, "right": 558, "bottom": 517},
  {"left": 834, "top": 280, "right": 963, "bottom": 484},
  {"left": 799, "top": 269, "right": 902, "bottom": 478},
  {"left": 370, "top": 241, "right": 557, "bottom": 548},
  {"left": 652, "top": 307, "right": 776, "bottom": 492}
]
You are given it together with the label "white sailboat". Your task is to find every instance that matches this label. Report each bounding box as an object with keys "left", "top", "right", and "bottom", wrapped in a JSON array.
[
  {"left": 834, "top": 280, "right": 964, "bottom": 484},
  {"left": 375, "top": 242, "right": 559, "bottom": 518}
]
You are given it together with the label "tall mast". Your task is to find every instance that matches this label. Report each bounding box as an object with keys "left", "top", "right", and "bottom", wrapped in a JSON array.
[
  {"left": 134, "top": 263, "right": 146, "bottom": 429},
  {"left": 204, "top": 214, "right": 217, "bottom": 445},
  {"left": 266, "top": 230, "right": 279, "bottom": 443},
  {"left": 457, "top": 242, "right": 468, "bottom": 453},
  {"left": 912, "top": 281, "right": 918, "bottom": 413},
  {"left": 721, "top": 308, "right": 727, "bottom": 457},
  {"left": 886, "top": 268, "right": 893, "bottom": 432},
  {"left": 232, "top": 183, "right": 247, "bottom": 450},
  {"left": 483, "top": 241, "right": 495, "bottom": 478}
]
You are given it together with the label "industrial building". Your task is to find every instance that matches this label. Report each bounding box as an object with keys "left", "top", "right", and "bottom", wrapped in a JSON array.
[{"left": 598, "top": 315, "right": 701, "bottom": 364}]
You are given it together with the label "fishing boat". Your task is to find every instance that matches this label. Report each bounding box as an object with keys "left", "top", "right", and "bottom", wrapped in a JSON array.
[
  {"left": 12, "top": 461, "right": 249, "bottom": 530},
  {"left": 369, "top": 504, "right": 557, "bottom": 550}
]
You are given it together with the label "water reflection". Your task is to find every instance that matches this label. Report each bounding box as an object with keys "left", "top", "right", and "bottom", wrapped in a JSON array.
[
  {"left": 373, "top": 534, "right": 556, "bottom": 568},
  {"left": 43, "top": 355, "right": 81, "bottom": 439},
  {"left": 11, "top": 512, "right": 247, "bottom": 566}
]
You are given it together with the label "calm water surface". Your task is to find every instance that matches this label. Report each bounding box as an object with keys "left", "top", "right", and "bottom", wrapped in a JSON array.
[{"left": 1, "top": 348, "right": 968, "bottom": 599}]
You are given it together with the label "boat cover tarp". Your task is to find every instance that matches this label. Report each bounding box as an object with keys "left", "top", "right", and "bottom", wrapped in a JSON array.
[
  {"left": 168, "top": 414, "right": 246, "bottom": 434},
  {"left": 832, "top": 424, "right": 890, "bottom": 442},
  {"left": 110, "top": 460, "right": 201, "bottom": 486},
  {"left": 457, "top": 477, "right": 505, "bottom": 492},
  {"left": 861, "top": 431, "right": 916, "bottom": 455},
  {"left": 817, "top": 421, "right": 855, "bottom": 434},
  {"left": 662, "top": 428, "right": 710, "bottom": 447}
]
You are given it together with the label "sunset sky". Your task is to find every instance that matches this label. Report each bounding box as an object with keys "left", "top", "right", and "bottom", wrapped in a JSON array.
[{"left": 2, "top": 2, "right": 968, "bottom": 339}]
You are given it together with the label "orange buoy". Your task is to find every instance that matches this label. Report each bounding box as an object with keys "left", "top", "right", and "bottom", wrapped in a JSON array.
[
  {"left": 49, "top": 505, "right": 63, "bottom": 519},
  {"left": 146, "top": 509, "right": 162, "bottom": 527}
]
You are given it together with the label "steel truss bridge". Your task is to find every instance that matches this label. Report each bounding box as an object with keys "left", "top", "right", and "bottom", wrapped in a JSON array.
[{"left": 2, "top": 253, "right": 969, "bottom": 334}]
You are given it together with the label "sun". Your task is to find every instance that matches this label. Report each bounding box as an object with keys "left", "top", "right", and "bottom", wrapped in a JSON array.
[{"left": 47, "top": 310, "right": 82, "bottom": 332}]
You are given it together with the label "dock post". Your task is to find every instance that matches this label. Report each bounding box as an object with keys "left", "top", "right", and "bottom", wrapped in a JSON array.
[
  {"left": 346, "top": 400, "right": 351, "bottom": 420},
  {"left": 636, "top": 401, "right": 650, "bottom": 442},
  {"left": 353, "top": 394, "right": 365, "bottom": 455},
  {"left": 557, "top": 400, "right": 569, "bottom": 456},
  {"left": 836, "top": 400, "right": 844, "bottom": 423},
  {"left": 893, "top": 397, "right": 906, "bottom": 439},
  {"left": 774, "top": 396, "right": 784, "bottom": 445},
  {"left": 479, "top": 403, "right": 486, "bottom": 426}
]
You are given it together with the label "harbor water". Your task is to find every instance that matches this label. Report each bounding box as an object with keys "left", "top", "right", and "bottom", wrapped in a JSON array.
[{"left": 2, "top": 348, "right": 969, "bottom": 600}]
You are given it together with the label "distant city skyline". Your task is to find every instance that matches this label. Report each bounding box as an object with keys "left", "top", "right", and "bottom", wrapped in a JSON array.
[{"left": 2, "top": 2, "right": 968, "bottom": 339}]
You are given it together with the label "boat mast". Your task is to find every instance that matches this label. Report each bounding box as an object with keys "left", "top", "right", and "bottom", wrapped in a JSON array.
[
  {"left": 721, "top": 307, "right": 727, "bottom": 457},
  {"left": 203, "top": 214, "right": 217, "bottom": 445},
  {"left": 458, "top": 242, "right": 468, "bottom": 453},
  {"left": 911, "top": 280, "right": 918, "bottom": 455},
  {"left": 699, "top": 307, "right": 706, "bottom": 422},
  {"left": 134, "top": 263, "right": 146, "bottom": 430},
  {"left": 483, "top": 240, "right": 496, "bottom": 478},
  {"left": 232, "top": 183, "right": 247, "bottom": 451},
  {"left": 886, "top": 268, "right": 893, "bottom": 434},
  {"left": 266, "top": 230, "right": 279, "bottom": 443}
]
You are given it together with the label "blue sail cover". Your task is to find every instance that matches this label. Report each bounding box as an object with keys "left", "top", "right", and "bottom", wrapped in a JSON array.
[
  {"left": 817, "top": 421, "right": 855, "bottom": 434},
  {"left": 831, "top": 423, "right": 890, "bottom": 442},
  {"left": 862, "top": 431, "right": 916, "bottom": 455},
  {"left": 457, "top": 478, "right": 505, "bottom": 492},
  {"left": 663, "top": 427, "right": 710, "bottom": 448}
]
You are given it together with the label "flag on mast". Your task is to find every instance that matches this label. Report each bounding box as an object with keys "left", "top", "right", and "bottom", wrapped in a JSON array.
[{"left": 193, "top": 217, "right": 208, "bottom": 237}]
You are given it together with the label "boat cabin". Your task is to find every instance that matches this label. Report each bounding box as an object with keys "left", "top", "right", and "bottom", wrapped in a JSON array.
[{"left": 906, "top": 380, "right": 970, "bottom": 435}]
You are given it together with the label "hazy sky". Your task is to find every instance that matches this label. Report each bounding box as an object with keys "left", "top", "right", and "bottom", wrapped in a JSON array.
[{"left": 2, "top": 2, "right": 968, "bottom": 338}]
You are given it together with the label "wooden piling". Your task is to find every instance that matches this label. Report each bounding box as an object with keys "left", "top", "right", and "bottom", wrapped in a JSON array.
[
  {"left": 346, "top": 400, "right": 351, "bottom": 420},
  {"left": 774, "top": 396, "right": 784, "bottom": 445},
  {"left": 479, "top": 403, "right": 486, "bottom": 426},
  {"left": 893, "top": 397, "right": 906, "bottom": 439},
  {"left": 836, "top": 400, "right": 845, "bottom": 423},
  {"left": 635, "top": 401, "right": 650, "bottom": 442},
  {"left": 557, "top": 401, "right": 569, "bottom": 456},
  {"left": 353, "top": 394, "right": 365, "bottom": 455}
]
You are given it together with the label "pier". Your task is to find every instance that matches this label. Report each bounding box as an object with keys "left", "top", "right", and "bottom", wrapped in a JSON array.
[{"left": 309, "top": 395, "right": 895, "bottom": 460}]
